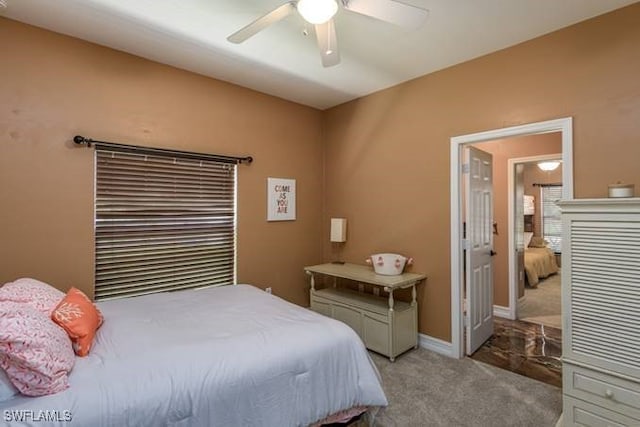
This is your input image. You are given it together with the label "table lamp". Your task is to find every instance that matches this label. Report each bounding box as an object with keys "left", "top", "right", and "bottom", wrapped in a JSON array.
[{"left": 330, "top": 218, "right": 347, "bottom": 264}]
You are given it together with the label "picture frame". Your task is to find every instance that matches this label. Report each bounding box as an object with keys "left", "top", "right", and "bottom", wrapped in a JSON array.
[{"left": 267, "top": 177, "right": 296, "bottom": 221}]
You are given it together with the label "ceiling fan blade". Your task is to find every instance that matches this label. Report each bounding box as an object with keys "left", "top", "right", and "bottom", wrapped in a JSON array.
[
  {"left": 315, "top": 19, "right": 340, "bottom": 67},
  {"left": 227, "top": 2, "right": 296, "bottom": 43},
  {"left": 341, "top": 0, "right": 429, "bottom": 29}
]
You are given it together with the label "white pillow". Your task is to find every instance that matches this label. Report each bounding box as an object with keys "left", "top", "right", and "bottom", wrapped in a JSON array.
[
  {"left": 0, "top": 367, "right": 18, "bottom": 402},
  {"left": 524, "top": 232, "right": 534, "bottom": 248}
]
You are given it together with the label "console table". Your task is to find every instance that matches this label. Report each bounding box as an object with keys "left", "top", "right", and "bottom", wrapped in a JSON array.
[{"left": 304, "top": 263, "right": 426, "bottom": 361}]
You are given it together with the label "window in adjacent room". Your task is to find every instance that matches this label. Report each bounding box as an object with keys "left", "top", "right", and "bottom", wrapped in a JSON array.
[
  {"left": 94, "top": 148, "right": 236, "bottom": 300},
  {"left": 540, "top": 185, "right": 562, "bottom": 253}
]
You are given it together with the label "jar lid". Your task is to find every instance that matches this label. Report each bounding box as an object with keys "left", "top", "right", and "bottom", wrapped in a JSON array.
[{"left": 608, "top": 183, "right": 634, "bottom": 189}]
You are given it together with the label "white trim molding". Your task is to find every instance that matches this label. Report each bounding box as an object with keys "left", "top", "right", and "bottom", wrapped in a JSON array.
[
  {"left": 418, "top": 333, "right": 454, "bottom": 358},
  {"left": 493, "top": 305, "right": 511, "bottom": 319},
  {"left": 555, "top": 414, "right": 563, "bottom": 427},
  {"left": 450, "top": 117, "right": 573, "bottom": 359}
]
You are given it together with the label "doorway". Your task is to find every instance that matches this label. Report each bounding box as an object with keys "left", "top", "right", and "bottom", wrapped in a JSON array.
[
  {"left": 510, "top": 154, "right": 563, "bottom": 329},
  {"left": 450, "top": 117, "right": 574, "bottom": 359}
]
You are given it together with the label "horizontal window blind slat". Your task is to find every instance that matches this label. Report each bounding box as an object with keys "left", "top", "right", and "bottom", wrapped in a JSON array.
[
  {"left": 96, "top": 241, "right": 230, "bottom": 261},
  {"left": 95, "top": 238, "right": 234, "bottom": 252},
  {"left": 97, "top": 165, "right": 234, "bottom": 176},
  {"left": 96, "top": 152, "right": 236, "bottom": 169},
  {"left": 97, "top": 176, "right": 234, "bottom": 187},
  {"left": 96, "top": 254, "right": 233, "bottom": 274},
  {"left": 96, "top": 247, "right": 233, "bottom": 264},
  {"left": 96, "top": 273, "right": 234, "bottom": 296},
  {"left": 96, "top": 240, "right": 235, "bottom": 251},
  {"left": 96, "top": 262, "right": 234, "bottom": 285},
  {"left": 96, "top": 206, "right": 233, "bottom": 212},
  {"left": 96, "top": 228, "right": 234, "bottom": 237},
  {"left": 97, "top": 216, "right": 233, "bottom": 223},
  {"left": 96, "top": 229, "right": 234, "bottom": 242},
  {"left": 97, "top": 189, "right": 235, "bottom": 198},
  {"left": 97, "top": 165, "right": 233, "bottom": 181},
  {"left": 96, "top": 152, "right": 235, "bottom": 171},
  {"left": 95, "top": 277, "right": 234, "bottom": 300},
  {"left": 96, "top": 203, "right": 234, "bottom": 210},
  {"left": 95, "top": 148, "right": 236, "bottom": 301}
]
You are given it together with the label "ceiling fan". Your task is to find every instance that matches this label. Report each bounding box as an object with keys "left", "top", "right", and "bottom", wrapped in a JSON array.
[{"left": 227, "top": 0, "right": 429, "bottom": 67}]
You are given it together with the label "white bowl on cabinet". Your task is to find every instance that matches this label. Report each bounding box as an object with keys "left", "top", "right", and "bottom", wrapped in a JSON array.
[{"left": 366, "top": 253, "right": 413, "bottom": 276}]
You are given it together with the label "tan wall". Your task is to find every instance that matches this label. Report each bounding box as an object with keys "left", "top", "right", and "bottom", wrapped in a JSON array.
[
  {"left": 523, "top": 162, "right": 563, "bottom": 237},
  {"left": 323, "top": 4, "right": 640, "bottom": 341},
  {"left": 474, "top": 134, "right": 562, "bottom": 307},
  {"left": 0, "top": 18, "right": 324, "bottom": 306},
  {"left": 2, "top": 4, "right": 640, "bottom": 344}
]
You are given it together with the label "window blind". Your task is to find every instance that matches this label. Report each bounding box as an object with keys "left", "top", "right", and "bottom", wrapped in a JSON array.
[
  {"left": 95, "top": 149, "right": 236, "bottom": 300},
  {"left": 541, "top": 185, "right": 562, "bottom": 253}
]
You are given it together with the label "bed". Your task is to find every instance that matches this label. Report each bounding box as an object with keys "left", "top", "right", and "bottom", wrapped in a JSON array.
[
  {"left": 524, "top": 247, "right": 559, "bottom": 287},
  {"left": 0, "top": 284, "right": 387, "bottom": 426}
]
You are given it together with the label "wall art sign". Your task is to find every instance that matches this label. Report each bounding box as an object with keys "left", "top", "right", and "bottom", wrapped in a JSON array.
[{"left": 267, "top": 177, "right": 296, "bottom": 221}]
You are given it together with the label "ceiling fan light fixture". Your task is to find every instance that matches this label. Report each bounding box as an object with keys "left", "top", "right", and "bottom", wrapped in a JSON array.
[
  {"left": 537, "top": 160, "right": 561, "bottom": 171},
  {"left": 297, "top": 0, "right": 338, "bottom": 24}
]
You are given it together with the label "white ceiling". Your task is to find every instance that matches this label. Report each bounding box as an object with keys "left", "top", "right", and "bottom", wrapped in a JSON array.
[{"left": 2, "top": 0, "right": 637, "bottom": 109}]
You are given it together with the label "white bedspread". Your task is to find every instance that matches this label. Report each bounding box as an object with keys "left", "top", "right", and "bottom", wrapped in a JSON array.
[{"left": 1, "top": 285, "right": 387, "bottom": 427}]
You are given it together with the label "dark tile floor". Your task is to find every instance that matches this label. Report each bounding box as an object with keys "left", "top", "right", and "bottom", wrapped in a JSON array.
[{"left": 469, "top": 317, "right": 562, "bottom": 387}]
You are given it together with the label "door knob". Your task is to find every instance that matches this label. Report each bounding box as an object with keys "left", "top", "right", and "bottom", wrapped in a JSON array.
[{"left": 490, "top": 250, "right": 497, "bottom": 256}]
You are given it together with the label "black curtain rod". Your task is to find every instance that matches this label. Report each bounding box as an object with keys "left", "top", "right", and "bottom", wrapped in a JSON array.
[
  {"left": 533, "top": 183, "right": 562, "bottom": 187},
  {"left": 73, "top": 135, "right": 253, "bottom": 165}
]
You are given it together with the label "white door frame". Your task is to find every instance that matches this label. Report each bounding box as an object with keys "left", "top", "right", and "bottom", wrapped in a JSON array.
[
  {"left": 450, "top": 117, "right": 573, "bottom": 358},
  {"left": 506, "top": 153, "right": 562, "bottom": 320}
]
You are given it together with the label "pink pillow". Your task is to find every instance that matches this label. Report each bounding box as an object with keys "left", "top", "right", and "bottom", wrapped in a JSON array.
[
  {"left": 0, "top": 302, "right": 75, "bottom": 396},
  {"left": 0, "top": 278, "right": 65, "bottom": 316}
]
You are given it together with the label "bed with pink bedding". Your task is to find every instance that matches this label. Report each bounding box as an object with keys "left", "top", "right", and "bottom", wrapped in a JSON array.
[{"left": 1, "top": 284, "right": 387, "bottom": 426}]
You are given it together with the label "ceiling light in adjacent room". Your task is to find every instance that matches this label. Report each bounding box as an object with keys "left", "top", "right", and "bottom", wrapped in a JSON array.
[
  {"left": 297, "top": 0, "right": 338, "bottom": 24},
  {"left": 537, "top": 161, "right": 561, "bottom": 171}
]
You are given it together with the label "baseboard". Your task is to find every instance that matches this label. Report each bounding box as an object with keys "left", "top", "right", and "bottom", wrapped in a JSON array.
[
  {"left": 555, "top": 413, "right": 563, "bottom": 427},
  {"left": 493, "top": 305, "right": 512, "bottom": 319},
  {"left": 418, "top": 333, "right": 453, "bottom": 358}
]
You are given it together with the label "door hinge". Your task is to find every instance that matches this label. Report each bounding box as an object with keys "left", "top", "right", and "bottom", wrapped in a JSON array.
[
  {"left": 461, "top": 239, "right": 469, "bottom": 250},
  {"left": 462, "top": 163, "right": 470, "bottom": 174}
]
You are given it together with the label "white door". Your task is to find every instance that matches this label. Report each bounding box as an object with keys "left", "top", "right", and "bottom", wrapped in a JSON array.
[{"left": 464, "top": 146, "right": 494, "bottom": 355}]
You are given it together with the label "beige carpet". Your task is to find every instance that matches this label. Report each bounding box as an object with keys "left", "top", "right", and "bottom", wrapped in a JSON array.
[
  {"left": 369, "top": 348, "right": 562, "bottom": 427},
  {"left": 518, "top": 271, "right": 561, "bottom": 329}
]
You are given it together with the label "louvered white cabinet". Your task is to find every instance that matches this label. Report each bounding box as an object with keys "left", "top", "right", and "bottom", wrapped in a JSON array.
[{"left": 559, "top": 199, "right": 640, "bottom": 426}]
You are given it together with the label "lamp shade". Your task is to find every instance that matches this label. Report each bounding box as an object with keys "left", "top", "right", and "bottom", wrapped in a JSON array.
[
  {"left": 523, "top": 195, "right": 535, "bottom": 215},
  {"left": 330, "top": 218, "right": 347, "bottom": 243}
]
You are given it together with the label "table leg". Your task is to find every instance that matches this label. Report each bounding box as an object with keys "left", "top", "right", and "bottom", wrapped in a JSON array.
[
  {"left": 386, "top": 287, "right": 394, "bottom": 312},
  {"left": 307, "top": 271, "right": 315, "bottom": 292},
  {"left": 411, "top": 283, "right": 418, "bottom": 349}
]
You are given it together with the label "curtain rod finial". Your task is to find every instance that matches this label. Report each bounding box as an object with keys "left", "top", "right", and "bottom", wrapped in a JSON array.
[{"left": 74, "top": 135, "right": 93, "bottom": 147}]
